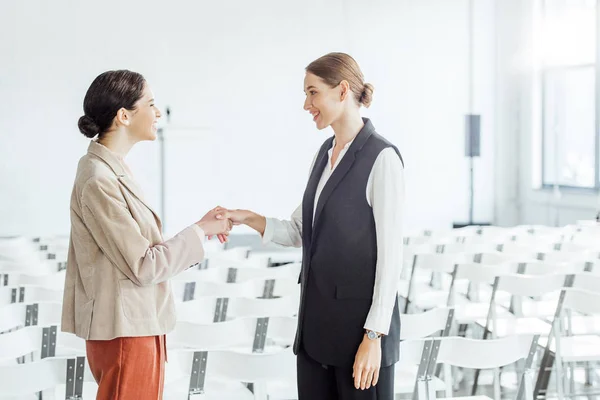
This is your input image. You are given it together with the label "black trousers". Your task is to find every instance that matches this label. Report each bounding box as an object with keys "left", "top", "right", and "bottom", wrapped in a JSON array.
[{"left": 297, "top": 348, "right": 395, "bottom": 400}]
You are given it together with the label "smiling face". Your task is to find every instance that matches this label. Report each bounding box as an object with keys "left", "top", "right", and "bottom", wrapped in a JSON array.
[
  {"left": 303, "top": 72, "right": 345, "bottom": 130},
  {"left": 123, "top": 84, "right": 162, "bottom": 142}
]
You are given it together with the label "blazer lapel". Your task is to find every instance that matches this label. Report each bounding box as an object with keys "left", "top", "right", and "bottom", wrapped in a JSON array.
[
  {"left": 118, "top": 175, "right": 163, "bottom": 232},
  {"left": 303, "top": 139, "right": 332, "bottom": 245},
  {"left": 312, "top": 119, "right": 375, "bottom": 235},
  {"left": 87, "top": 141, "right": 163, "bottom": 232}
]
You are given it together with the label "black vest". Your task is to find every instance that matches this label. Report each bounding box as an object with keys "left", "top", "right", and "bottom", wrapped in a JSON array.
[{"left": 293, "top": 118, "right": 402, "bottom": 367}]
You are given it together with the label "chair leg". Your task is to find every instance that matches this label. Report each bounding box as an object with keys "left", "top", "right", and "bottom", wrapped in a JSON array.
[
  {"left": 524, "top": 372, "right": 534, "bottom": 400},
  {"left": 534, "top": 348, "right": 555, "bottom": 398},
  {"left": 584, "top": 362, "right": 592, "bottom": 386},
  {"left": 493, "top": 367, "right": 501, "bottom": 400},
  {"left": 555, "top": 340, "right": 565, "bottom": 400},
  {"left": 416, "top": 379, "right": 428, "bottom": 400},
  {"left": 568, "top": 361, "right": 575, "bottom": 396},
  {"left": 253, "top": 382, "right": 268, "bottom": 400},
  {"left": 444, "top": 363, "right": 452, "bottom": 398}
]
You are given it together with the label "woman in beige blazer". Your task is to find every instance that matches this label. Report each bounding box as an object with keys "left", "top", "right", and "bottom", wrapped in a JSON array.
[{"left": 61, "top": 70, "right": 232, "bottom": 400}]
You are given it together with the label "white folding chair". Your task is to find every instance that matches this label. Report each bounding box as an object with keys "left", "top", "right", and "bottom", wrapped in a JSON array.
[
  {"left": 167, "top": 316, "right": 296, "bottom": 353},
  {"left": 0, "top": 325, "right": 86, "bottom": 363},
  {"left": 7, "top": 270, "right": 67, "bottom": 290},
  {"left": 478, "top": 273, "right": 572, "bottom": 340},
  {"left": 0, "top": 356, "right": 95, "bottom": 399},
  {"left": 394, "top": 339, "right": 438, "bottom": 398},
  {"left": 447, "top": 262, "right": 519, "bottom": 325},
  {"left": 175, "top": 296, "right": 299, "bottom": 324},
  {"left": 427, "top": 335, "right": 540, "bottom": 400},
  {"left": 171, "top": 277, "right": 299, "bottom": 302},
  {"left": 395, "top": 308, "right": 455, "bottom": 397},
  {"left": 401, "top": 252, "right": 472, "bottom": 313},
  {"left": 400, "top": 308, "right": 455, "bottom": 340},
  {"left": 174, "top": 263, "right": 301, "bottom": 286},
  {"left": 539, "top": 288, "right": 600, "bottom": 399},
  {"left": 0, "top": 302, "right": 62, "bottom": 333},
  {"left": 164, "top": 347, "right": 296, "bottom": 400},
  {"left": 0, "top": 285, "right": 63, "bottom": 307}
]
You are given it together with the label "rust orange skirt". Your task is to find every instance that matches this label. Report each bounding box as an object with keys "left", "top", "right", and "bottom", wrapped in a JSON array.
[{"left": 86, "top": 335, "right": 166, "bottom": 400}]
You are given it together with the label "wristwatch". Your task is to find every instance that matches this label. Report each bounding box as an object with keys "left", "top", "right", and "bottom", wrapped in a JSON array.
[{"left": 365, "top": 330, "right": 382, "bottom": 340}]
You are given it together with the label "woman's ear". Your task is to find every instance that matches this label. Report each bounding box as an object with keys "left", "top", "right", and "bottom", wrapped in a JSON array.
[
  {"left": 339, "top": 80, "right": 350, "bottom": 102},
  {"left": 115, "top": 108, "right": 131, "bottom": 127}
]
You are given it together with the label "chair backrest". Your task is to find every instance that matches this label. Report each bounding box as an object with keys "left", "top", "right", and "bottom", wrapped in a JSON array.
[
  {"left": 454, "top": 262, "right": 519, "bottom": 284},
  {"left": 495, "top": 242, "right": 550, "bottom": 256},
  {"left": 448, "top": 262, "right": 520, "bottom": 307},
  {"left": 206, "top": 348, "right": 296, "bottom": 382},
  {"left": 561, "top": 288, "right": 600, "bottom": 316},
  {"left": 398, "top": 339, "right": 433, "bottom": 368},
  {"left": 432, "top": 334, "right": 539, "bottom": 370},
  {"left": 495, "top": 273, "right": 572, "bottom": 297},
  {"left": 0, "top": 356, "right": 95, "bottom": 397},
  {"left": 523, "top": 262, "right": 588, "bottom": 276},
  {"left": 171, "top": 277, "right": 299, "bottom": 301},
  {"left": 0, "top": 301, "right": 62, "bottom": 332},
  {"left": 571, "top": 272, "right": 600, "bottom": 294},
  {"left": 537, "top": 250, "right": 598, "bottom": 264},
  {"left": 175, "top": 296, "right": 299, "bottom": 324},
  {"left": 168, "top": 316, "right": 297, "bottom": 351},
  {"left": 0, "top": 285, "right": 63, "bottom": 307},
  {"left": 165, "top": 347, "right": 297, "bottom": 397},
  {"left": 11, "top": 270, "right": 67, "bottom": 290},
  {"left": 175, "top": 298, "right": 221, "bottom": 323},
  {"left": 235, "top": 263, "right": 302, "bottom": 282},
  {"left": 400, "top": 308, "right": 454, "bottom": 340},
  {"left": 0, "top": 325, "right": 86, "bottom": 361},
  {"left": 0, "top": 260, "right": 62, "bottom": 275},
  {"left": 414, "top": 252, "right": 471, "bottom": 274},
  {"left": 476, "top": 251, "right": 525, "bottom": 265},
  {"left": 436, "top": 243, "right": 499, "bottom": 254},
  {"left": 227, "top": 296, "right": 299, "bottom": 319}
]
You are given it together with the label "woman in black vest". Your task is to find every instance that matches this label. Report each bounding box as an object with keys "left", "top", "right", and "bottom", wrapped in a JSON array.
[{"left": 219, "top": 52, "right": 404, "bottom": 400}]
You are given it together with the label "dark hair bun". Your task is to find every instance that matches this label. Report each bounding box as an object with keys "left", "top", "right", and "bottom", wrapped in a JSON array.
[
  {"left": 78, "top": 70, "right": 146, "bottom": 140},
  {"left": 360, "top": 83, "right": 374, "bottom": 108},
  {"left": 78, "top": 115, "right": 100, "bottom": 138}
]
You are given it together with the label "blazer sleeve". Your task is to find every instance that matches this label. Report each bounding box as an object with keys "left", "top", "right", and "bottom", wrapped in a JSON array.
[{"left": 80, "top": 175, "right": 206, "bottom": 286}]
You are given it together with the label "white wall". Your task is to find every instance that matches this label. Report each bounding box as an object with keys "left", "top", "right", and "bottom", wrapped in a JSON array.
[
  {"left": 0, "top": 0, "right": 497, "bottom": 237},
  {"left": 494, "top": 0, "right": 600, "bottom": 227}
]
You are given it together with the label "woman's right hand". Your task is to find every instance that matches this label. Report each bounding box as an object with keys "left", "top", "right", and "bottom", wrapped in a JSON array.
[
  {"left": 196, "top": 207, "right": 233, "bottom": 237},
  {"left": 212, "top": 207, "right": 266, "bottom": 236}
]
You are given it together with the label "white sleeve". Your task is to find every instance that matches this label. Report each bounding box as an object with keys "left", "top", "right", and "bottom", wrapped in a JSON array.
[
  {"left": 363, "top": 147, "right": 405, "bottom": 335},
  {"left": 261, "top": 150, "right": 320, "bottom": 248}
]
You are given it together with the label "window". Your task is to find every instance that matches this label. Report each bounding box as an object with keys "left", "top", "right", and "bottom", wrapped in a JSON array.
[{"left": 540, "top": 0, "right": 597, "bottom": 189}]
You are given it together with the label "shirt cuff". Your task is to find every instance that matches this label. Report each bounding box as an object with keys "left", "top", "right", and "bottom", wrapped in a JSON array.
[
  {"left": 363, "top": 305, "right": 394, "bottom": 336},
  {"left": 189, "top": 224, "right": 206, "bottom": 242},
  {"left": 262, "top": 218, "right": 275, "bottom": 245}
]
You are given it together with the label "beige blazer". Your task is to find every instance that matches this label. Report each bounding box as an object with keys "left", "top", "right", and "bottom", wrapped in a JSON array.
[{"left": 61, "top": 141, "right": 205, "bottom": 340}]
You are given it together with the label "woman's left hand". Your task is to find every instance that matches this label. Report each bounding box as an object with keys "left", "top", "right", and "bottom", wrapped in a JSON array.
[{"left": 352, "top": 334, "right": 382, "bottom": 390}]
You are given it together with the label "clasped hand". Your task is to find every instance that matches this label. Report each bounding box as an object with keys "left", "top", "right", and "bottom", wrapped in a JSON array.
[{"left": 196, "top": 206, "right": 246, "bottom": 243}]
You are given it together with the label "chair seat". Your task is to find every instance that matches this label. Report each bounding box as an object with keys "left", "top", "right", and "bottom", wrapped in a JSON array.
[
  {"left": 398, "top": 281, "right": 432, "bottom": 298},
  {"left": 454, "top": 303, "right": 512, "bottom": 324},
  {"left": 518, "top": 298, "right": 559, "bottom": 317},
  {"left": 266, "top": 381, "right": 299, "bottom": 400},
  {"left": 437, "top": 397, "right": 493, "bottom": 400},
  {"left": 411, "top": 290, "right": 458, "bottom": 310},
  {"left": 394, "top": 365, "right": 445, "bottom": 394},
  {"left": 164, "top": 376, "right": 255, "bottom": 400},
  {"left": 559, "top": 315, "right": 600, "bottom": 335},
  {"left": 551, "top": 335, "right": 600, "bottom": 362},
  {"left": 475, "top": 317, "right": 552, "bottom": 337}
]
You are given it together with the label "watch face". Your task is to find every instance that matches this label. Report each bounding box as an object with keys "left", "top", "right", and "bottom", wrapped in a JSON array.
[{"left": 367, "top": 331, "right": 377, "bottom": 340}]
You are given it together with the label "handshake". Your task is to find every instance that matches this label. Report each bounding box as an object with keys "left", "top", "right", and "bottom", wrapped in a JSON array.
[{"left": 195, "top": 206, "right": 251, "bottom": 243}]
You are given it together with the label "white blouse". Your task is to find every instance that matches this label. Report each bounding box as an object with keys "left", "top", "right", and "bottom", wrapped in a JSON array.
[{"left": 262, "top": 137, "right": 405, "bottom": 335}]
